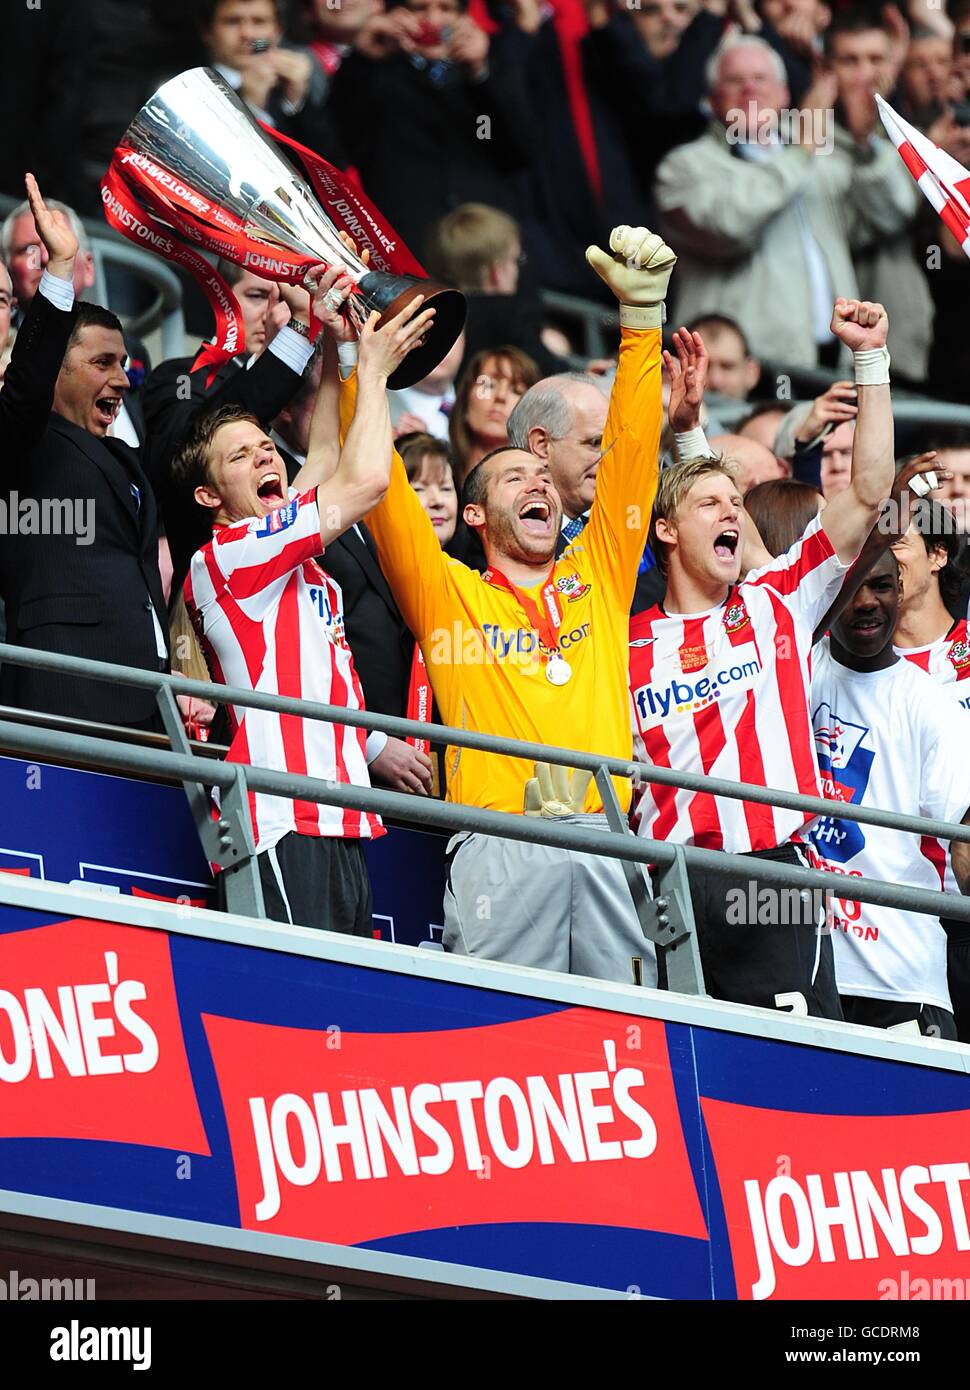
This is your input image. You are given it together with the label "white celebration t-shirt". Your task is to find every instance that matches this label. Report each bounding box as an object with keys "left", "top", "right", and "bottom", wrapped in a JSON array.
[{"left": 808, "top": 641, "right": 970, "bottom": 1011}]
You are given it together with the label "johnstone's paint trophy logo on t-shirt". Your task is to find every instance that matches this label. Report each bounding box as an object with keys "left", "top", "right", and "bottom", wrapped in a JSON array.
[{"left": 810, "top": 702, "right": 874, "bottom": 861}]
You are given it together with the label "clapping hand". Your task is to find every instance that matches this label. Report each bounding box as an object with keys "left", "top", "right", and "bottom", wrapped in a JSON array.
[
  {"left": 449, "top": 15, "right": 489, "bottom": 77},
  {"left": 796, "top": 380, "right": 858, "bottom": 443}
]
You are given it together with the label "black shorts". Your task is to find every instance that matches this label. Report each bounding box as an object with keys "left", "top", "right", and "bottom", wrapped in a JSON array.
[
  {"left": 220, "top": 832, "right": 374, "bottom": 938},
  {"left": 840, "top": 995, "right": 957, "bottom": 1041},
  {"left": 943, "top": 924, "right": 970, "bottom": 1044},
  {"left": 686, "top": 842, "right": 842, "bottom": 1020}
]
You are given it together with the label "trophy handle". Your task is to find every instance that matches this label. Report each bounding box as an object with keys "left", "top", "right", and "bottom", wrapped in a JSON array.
[{"left": 357, "top": 272, "right": 466, "bottom": 391}]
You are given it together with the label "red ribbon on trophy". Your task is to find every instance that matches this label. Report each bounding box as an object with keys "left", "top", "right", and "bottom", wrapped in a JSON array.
[
  {"left": 101, "top": 160, "right": 247, "bottom": 384},
  {"left": 99, "top": 69, "right": 450, "bottom": 387}
]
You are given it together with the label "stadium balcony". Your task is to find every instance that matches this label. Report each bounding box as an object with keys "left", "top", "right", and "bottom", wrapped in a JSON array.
[{"left": 0, "top": 643, "right": 968, "bottom": 1301}]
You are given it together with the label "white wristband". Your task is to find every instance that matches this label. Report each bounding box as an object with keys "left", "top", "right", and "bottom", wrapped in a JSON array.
[
  {"left": 853, "top": 346, "right": 890, "bottom": 386},
  {"left": 337, "top": 340, "right": 359, "bottom": 368},
  {"left": 620, "top": 302, "right": 665, "bottom": 330},
  {"left": 674, "top": 427, "right": 714, "bottom": 463}
]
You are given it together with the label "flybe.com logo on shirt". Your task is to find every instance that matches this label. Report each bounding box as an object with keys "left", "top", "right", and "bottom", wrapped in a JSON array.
[{"left": 634, "top": 657, "right": 762, "bottom": 720}]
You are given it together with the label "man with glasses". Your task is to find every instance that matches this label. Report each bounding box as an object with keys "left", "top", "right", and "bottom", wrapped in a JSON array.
[{"left": 655, "top": 32, "right": 912, "bottom": 370}]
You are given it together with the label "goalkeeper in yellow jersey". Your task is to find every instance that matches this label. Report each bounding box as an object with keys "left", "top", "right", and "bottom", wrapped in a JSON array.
[{"left": 334, "top": 227, "right": 674, "bottom": 981}]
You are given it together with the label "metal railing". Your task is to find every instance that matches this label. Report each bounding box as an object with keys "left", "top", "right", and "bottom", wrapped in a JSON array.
[{"left": 0, "top": 641, "right": 968, "bottom": 1010}]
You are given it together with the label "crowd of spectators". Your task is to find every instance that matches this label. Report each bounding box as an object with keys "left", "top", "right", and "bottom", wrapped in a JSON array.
[{"left": 1, "top": 0, "right": 970, "bottom": 1041}]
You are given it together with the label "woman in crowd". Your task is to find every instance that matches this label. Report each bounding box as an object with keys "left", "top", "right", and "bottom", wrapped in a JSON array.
[
  {"left": 448, "top": 345, "right": 539, "bottom": 486},
  {"left": 398, "top": 432, "right": 459, "bottom": 550},
  {"left": 397, "top": 431, "right": 462, "bottom": 796}
]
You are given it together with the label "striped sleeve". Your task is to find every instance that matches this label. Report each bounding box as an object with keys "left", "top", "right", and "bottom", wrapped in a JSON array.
[
  {"left": 211, "top": 491, "right": 323, "bottom": 599},
  {"left": 743, "top": 515, "right": 849, "bottom": 631}
]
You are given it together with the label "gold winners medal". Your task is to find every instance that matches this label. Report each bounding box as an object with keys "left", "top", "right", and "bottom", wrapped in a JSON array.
[{"left": 545, "top": 654, "right": 573, "bottom": 686}]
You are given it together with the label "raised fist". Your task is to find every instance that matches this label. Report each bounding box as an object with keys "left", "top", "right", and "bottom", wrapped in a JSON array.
[
  {"left": 830, "top": 298, "right": 888, "bottom": 353},
  {"left": 586, "top": 225, "right": 676, "bottom": 317}
]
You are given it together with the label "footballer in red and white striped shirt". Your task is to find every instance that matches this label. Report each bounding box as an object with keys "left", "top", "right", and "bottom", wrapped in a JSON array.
[
  {"left": 893, "top": 500, "right": 970, "bottom": 715},
  {"left": 630, "top": 513, "right": 845, "bottom": 853},
  {"left": 892, "top": 498, "right": 970, "bottom": 1040},
  {"left": 175, "top": 285, "right": 437, "bottom": 935},
  {"left": 629, "top": 298, "right": 897, "bottom": 1018},
  {"left": 186, "top": 487, "right": 382, "bottom": 851}
]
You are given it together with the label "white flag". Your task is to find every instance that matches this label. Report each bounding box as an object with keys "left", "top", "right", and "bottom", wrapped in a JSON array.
[{"left": 876, "top": 93, "right": 970, "bottom": 255}]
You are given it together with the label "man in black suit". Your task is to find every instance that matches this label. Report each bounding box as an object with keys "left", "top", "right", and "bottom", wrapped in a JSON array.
[
  {"left": 1, "top": 193, "right": 151, "bottom": 446},
  {"left": 0, "top": 176, "right": 168, "bottom": 731},
  {"left": 142, "top": 260, "right": 318, "bottom": 598},
  {"left": 198, "top": 0, "right": 345, "bottom": 161},
  {"left": 270, "top": 342, "right": 433, "bottom": 794}
]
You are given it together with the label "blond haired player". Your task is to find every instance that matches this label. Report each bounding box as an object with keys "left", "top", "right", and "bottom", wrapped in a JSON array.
[
  {"left": 331, "top": 227, "right": 673, "bottom": 980},
  {"left": 630, "top": 299, "right": 896, "bottom": 1018}
]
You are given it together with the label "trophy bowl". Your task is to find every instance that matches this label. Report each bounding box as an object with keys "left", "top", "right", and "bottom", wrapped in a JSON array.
[{"left": 115, "top": 67, "right": 465, "bottom": 388}]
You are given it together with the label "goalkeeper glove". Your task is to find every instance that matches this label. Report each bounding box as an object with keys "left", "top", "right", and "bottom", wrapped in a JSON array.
[
  {"left": 524, "top": 762, "right": 594, "bottom": 818},
  {"left": 586, "top": 225, "right": 676, "bottom": 330}
]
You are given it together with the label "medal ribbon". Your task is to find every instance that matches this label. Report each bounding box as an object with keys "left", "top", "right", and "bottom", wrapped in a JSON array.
[
  {"left": 483, "top": 566, "right": 565, "bottom": 664},
  {"left": 405, "top": 645, "right": 432, "bottom": 756}
]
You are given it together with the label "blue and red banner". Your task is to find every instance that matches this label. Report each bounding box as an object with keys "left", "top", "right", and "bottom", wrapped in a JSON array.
[
  {"left": 1, "top": 897, "right": 969, "bottom": 1298},
  {"left": 1, "top": 755, "right": 970, "bottom": 1298}
]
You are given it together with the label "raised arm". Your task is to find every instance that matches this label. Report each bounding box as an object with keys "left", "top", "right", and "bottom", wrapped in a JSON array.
[
  {"left": 292, "top": 263, "right": 356, "bottom": 494},
  {"left": 818, "top": 299, "right": 894, "bottom": 566},
  {"left": 0, "top": 174, "right": 78, "bottom": 457},
  {"left": 582, "top": 225, "right": 673, "bottom": 604},
  {"left": 316, "top": 297, "right": 435, "bottom": 550}
]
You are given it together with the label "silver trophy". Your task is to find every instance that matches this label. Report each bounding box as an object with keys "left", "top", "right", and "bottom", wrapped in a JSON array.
[{"left": 118, "top": 67, "right": 465, "bottom": 388}]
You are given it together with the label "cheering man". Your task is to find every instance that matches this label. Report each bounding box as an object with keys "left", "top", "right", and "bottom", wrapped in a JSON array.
[
  {"left": 336, "top": 226, "right": 673, "bottom": 981},
  {"left": 177, "top": 289, "right": 434, "bottom": 934},
  {"left": 630, "top": 298, "right": 896, "bottom": 1018},
  {"left": 810, "top": 550, "right": 970, "bottom": 1037},
  {"left": 893, "top": 499, "right": 970, "bottom": 1039}
]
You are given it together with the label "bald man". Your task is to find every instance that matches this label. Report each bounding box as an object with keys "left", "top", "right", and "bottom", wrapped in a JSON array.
[{"left": 710, "top": 432, "right": 788, "bottom": 494}]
